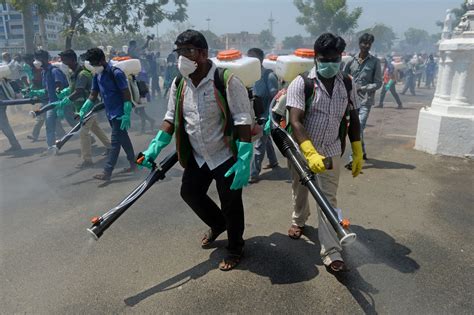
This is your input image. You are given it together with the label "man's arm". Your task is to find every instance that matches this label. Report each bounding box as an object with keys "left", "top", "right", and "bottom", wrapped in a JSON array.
[
  {"left": 288, "top": 107, "right": 311, "bottom": 145},
  {"left": 348, "top": 110, "right": 361, "bottom": 142},
  {"left": 53, "top": 69, "right": 67, "bottom": 91},
  {"left": 268, "top": 72, "right": 279, "bottom": 99},
  {"left": 364, "top": 59, "right": 383, "bottom": 92},
  {"left": 227, "top": 75, "right": 252, "bottom": 143}
]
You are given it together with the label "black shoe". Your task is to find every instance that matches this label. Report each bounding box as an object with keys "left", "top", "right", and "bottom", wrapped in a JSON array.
[
  {"left": 93, "top": 173, "right": 111, "bottom": 181},
  {"left": 397, "top": 105, "right": 403, "bottom": 109},
  {"left": 27, "top": 135, "right": 38, "bottom": 142},
  {"left": 363, "top": 153, "right": 368, "bottom": 161}
]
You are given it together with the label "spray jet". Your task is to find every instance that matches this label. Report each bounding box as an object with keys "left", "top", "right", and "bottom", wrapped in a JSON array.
[
  {"left": 55, "top": 103, "right": 104, "bottom": 150},
  {"left": 87, "top": 151, "right": 179, "bottom": 240}
]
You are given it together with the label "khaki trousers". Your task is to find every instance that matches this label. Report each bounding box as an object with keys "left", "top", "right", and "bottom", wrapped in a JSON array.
[
  {"left": 289, "top": 156, "right": 343, "bottom": 266},
  {"left": 79, "top": 115, "right": 111, "bottom": 162}
]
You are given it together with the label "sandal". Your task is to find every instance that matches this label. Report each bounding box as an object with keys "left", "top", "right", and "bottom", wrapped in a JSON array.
[
  {"left": 201, "top": 228, "right": 225, "bottom": 248},
  {"left": 288, "top": 224, "right": 304, "bottom": 239},
  {"left": 219, "top": 251, "right": 243, "bottom": 271},
  {"left": 327, "top": 260, "right": 347, "bottom": 273},
  {"left": 93, "top": 173, "right": 111, "bottom": 181}
]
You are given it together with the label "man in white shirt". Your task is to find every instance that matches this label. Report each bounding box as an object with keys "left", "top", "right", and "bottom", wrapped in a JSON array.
[{"left": 137, "top": 30, "right": 253, "bottom": 271}]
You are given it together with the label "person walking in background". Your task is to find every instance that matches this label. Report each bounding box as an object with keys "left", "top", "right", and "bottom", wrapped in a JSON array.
[
  {"left": 163, "top": 53, "right": 179, "bottom": 98},
  {"left": 425, "top": 54, "right": 436, "bottom": 89},
  {"left": 376, "top": 56, "right": 403, "bottom": 109},
  {"left": 343, "top": 33, "right": 382, "bottom": 167},
  {"left": 401, "top": 56, "right": 417, "bottom": 96},
  {"left": 247, "top": 47, "right": 279, "bottom": 184}
]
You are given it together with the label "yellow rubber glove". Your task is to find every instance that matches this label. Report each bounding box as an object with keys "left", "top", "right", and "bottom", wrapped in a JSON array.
[
  {"left": 351, "top": 141, "right": 364, "bottom": 177},
  {"left": 300, "top": 140, "right": 326, "bottom": 174}
]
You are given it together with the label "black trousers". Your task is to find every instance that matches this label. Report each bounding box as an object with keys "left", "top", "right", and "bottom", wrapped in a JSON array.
[{"left": 180, "top": 155, "right": 245, "bottom": 252}]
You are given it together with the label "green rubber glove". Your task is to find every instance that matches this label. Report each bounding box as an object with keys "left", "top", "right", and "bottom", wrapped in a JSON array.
[
  {"left": 263, "top": 112, "right": 272, "bottom": 135},
  {"left": 138, "top": 130, "right": 172, "bottom": 169},
  {"left": 78, "top": 99, "right": 94, "bottom": 120},
  {"left": 224, "top": 140, "right": 253, "bottom": 190},
  {"left": 351, "top": 141, "right": 364, "bottom": 177},
  {"left": 56, "top": 87, "right": 71, "bottom": 100},
  {"left": 118, "top": 100, "right": 132, "bottom": 131},
  {"left": 385, "top": 79, "right": 394, "bottom": 91},
  {"left": 56, "top": 96, "right": 72, "bottom": 109},
  {"left": 29, "top": 89, "right": 46, "bottom": 98}
]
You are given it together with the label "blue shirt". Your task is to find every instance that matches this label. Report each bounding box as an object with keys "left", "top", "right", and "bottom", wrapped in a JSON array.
[
  {"left": 253, "top": 68, "right": 279, "bottom": 117},
  {"left": 92, "top": 63, "right": 128, "bottom": 120},
  {"left": 42, "top": 64, "right": 69, "bottom": 103}
]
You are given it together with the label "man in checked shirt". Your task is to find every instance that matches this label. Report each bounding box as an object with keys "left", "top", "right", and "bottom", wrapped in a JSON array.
[{"left": 286, "top": 33, "right": 364, "bottom": 273}]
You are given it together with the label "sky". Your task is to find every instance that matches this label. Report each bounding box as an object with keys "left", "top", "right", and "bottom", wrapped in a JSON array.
[{"left": 153, "top": 0, "right": 463, "bottom": 41}]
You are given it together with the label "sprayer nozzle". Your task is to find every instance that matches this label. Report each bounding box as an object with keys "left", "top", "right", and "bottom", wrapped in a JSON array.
[
  {"left": 86, "top": 228, "right": 100, "bottom": 241},
  {"left": 340, "top": 218, "right": 351, "bottom": 229},
  {"left": 340, "top": 233, "right": 357, "bottom": 246},
  {"left": 91, "top": 216, "right": 101, "bottom": 225}
]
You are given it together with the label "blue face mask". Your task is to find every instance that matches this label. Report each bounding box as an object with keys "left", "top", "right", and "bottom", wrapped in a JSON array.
[{"left": 317, "top": 61, "right": 341, "bottom": 78}]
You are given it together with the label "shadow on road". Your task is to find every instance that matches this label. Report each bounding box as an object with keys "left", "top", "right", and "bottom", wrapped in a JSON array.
[
  {"left": 363, "top": 158, "right": 416, "bottom": 170},
  {"left": 258, "top": 166, "right": 291, "bottom": 181},
  {"left": 0, "top": 147, "right": 45, "bottom": 158}
]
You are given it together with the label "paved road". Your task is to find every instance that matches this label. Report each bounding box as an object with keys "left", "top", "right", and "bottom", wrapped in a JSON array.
[{"left": 1, "top": 87, "right": 473, "bottom": 314}]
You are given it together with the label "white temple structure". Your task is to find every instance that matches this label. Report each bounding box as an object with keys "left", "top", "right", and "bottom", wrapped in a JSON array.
[{"left": 415, "top": 2, "right": 474, "bottom": 158}]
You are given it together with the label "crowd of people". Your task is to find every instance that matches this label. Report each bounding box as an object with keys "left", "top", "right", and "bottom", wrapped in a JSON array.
[{"left": 0, "top": 29, "right": 438, "bottom": 272}]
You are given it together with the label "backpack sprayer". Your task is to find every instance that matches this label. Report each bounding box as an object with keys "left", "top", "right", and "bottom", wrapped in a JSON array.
[
  {"left": 55, "top": 102, "right": 104, "bottom": 150},
  {"left": 269, "top": 103, "right": 356, "bottom": 246},
  {"left": 87, "top": 151, "right": 179, "bottom": 240}
]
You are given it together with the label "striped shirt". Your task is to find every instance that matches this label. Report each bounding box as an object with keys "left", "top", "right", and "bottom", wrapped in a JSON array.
[
  {"left": 164, "top": 62, "right": 253, "bottom": 170},
  {"left": 286, "top": 67, "right": 359, "bottom": 158}
]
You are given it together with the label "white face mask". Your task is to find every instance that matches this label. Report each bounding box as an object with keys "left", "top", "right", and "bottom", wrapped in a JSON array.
[
  {"left": 33, "top": 60, "right": 42, "bottom": 69},
  {"left": 177, "top": 55, "right": 197, "bottom": 78}
]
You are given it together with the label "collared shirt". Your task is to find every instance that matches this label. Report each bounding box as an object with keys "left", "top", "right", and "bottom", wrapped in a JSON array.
[
  {"left": 343, "top": 54, "right": 382, "bottom": 107},
  {"left": 42, "top": 64, "right": 69, "bottom": 103},
  {"left": 286, "top": 67, "right": 359, "bottom": 158},
  {"left": 70, "top": 66, "right": 92, "bottom": 111},
  {"left": 92, "top": 63, "right": 128, "bottom": 120},
  {"left": 6, "top": 60, "right": 22, "bottom": 80},
  {"left": 164, "top": 61, "right": 253, "bottom": 170}
]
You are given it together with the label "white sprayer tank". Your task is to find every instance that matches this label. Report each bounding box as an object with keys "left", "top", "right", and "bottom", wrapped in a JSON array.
[
  {"left": 110, "top": 58, "right": 142, "bottom": 76},
  {"left": 262, "top": 55, "right": 278, "bottom": 72},
  {"left": 276, "top": 48, "right": 315, "bottom": 82},
  {"left": 211, "top": 50, "right": 261, "bottom": 88},
  {"left": 0, "top": 65, "right": 12, "bottom": 80}
]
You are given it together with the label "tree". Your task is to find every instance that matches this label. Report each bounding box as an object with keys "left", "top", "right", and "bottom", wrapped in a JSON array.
[
  {"left": 282, "top": 35, "right": 304, "bottom": 49},
  {"left": 294, "top": 0, "right": 362, "bottom": 36},
  {"left": 50, "top": 0, "right": 188, "bottom": 50},
  {"left": 6, "top": 0, "right": 51, "bottom": 53},
  {"left": 357, "top": 24, "right": 397, "bottom": 54},
  {"left": 397, "top": 28, "right": 438, "bottom": 53},
  {"left": 258, "top": 29, "right": 275, "bottom": 50}
]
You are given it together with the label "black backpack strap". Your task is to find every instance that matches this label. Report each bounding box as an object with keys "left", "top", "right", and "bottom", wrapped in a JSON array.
[
  {"left": 300, "top": 71, "right": 315, "bottom": 108},
  {"left": 342, "top": 73, "right": 352, "bottom": 107},
  {"left": 214, "top": 67, "right": 227, "bottom": 100}
]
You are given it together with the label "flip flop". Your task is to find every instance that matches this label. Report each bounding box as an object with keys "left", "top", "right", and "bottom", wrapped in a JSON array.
[
  {"left": 201, "top": 228, "right": 225, "bottom": 248},
  {"left": 288, "top": 224, "right": 304, "bottom": 239}
]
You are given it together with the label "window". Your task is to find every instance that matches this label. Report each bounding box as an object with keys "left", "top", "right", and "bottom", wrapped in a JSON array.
[
  {"left": 9, "top": 14, "right": 22, "bottom": 20},
  {"left": 9, "top": 34, "right": 23, "bottom": 39},
  {"left": 10, "top": 25, "right": 23, "bottom": 30}
]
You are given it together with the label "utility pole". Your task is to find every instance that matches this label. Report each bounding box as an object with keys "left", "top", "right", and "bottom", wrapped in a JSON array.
[
  {"left": 268, "top": 12, "right": 275, "bottom": 36},
  {"left": 206, "top": 17, "right": 211, "bottom": 31}
]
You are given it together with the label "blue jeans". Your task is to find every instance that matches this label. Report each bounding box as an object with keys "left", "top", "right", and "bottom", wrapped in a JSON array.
[
  {"left": 104, "top": 118, "right": 135, "bottom": 176},
  {"left": 45, "top": 109, "right": 59, "bottom": 147},
  {"left": 250, "top": 134, "right": 278, "bottom": 177}
]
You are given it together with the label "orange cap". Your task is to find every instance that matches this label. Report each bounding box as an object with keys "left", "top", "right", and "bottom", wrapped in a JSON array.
[
  {"left": 267, "top": 54, "right": 278, "bottom": 61},
  {"left": 294, "top": 48, "right": 315, "bottom": 58},
  {"left": 217, "top": 49, "right": 242, "bottom": 61}
]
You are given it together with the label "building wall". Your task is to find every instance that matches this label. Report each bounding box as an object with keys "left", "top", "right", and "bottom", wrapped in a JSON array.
[{"left": 0, "top": 3, "right": 63, "bottom": 52}]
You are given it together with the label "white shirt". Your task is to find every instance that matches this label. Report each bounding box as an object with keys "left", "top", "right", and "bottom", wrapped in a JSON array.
[{"left": 164, "top": 62, "right": 252, "bottom": 170}]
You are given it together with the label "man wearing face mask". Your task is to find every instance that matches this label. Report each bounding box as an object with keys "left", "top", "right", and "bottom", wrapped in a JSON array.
[
  {"left": 286, "top": 33, "right": 362, "bottom": 273},
  {"left": 56, "top": 49, "right": 111, "bottom": 169},
  {"left": 80, "top": 48, "right": 136, "bottom": 181},
  {"left": 343, "top": 33, "right": 382, "bottom": 169},
  {"left": 28, "top": 50, "right": 69, "bottom": 155},
  {"left": 137, "top": 30, "right": 253, "bottom": 271}
]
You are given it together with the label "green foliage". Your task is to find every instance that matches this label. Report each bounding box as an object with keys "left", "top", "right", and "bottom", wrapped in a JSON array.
[
  {"left": 357, "top": 24, "right": 397, "bottom": 53},
  {"left": 282, "top": 35, "right": 304, "bottom": 49},
  {"left": 398, "top": 28, "right": 438, "bottom": 53},
  {"left": 258, "top": 29, "right": 275, "bottom": 50},
  {"left": 294, "top": 0, "right": 362, "bottom": 36}
]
